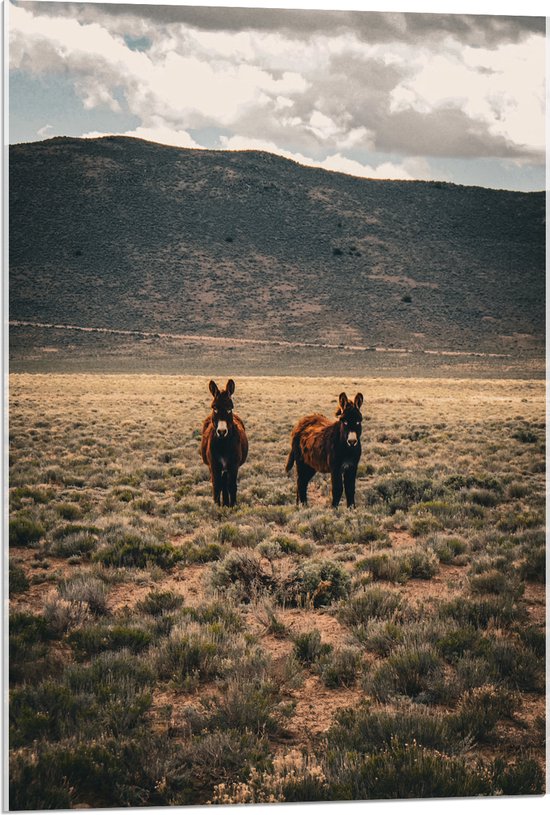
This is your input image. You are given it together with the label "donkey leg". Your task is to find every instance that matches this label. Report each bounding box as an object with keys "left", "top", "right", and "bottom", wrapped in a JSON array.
[
  {"left": 227, "top": 469, "right": 238, "bottom": 507},
  {"left": 221, "top": 471, "right": 231, "bottom": 507},
  {"left": 211, "top": 469, "right": 222, "bottom": 505},
  {"left": 343, "top": 466, "right": 357, "bottom": 508},
  {"left": 331, "top": 469, "right": 344, "bottom": 508},
  {"left": 296, "top": 462, "right": 315, "bottom": 506}
]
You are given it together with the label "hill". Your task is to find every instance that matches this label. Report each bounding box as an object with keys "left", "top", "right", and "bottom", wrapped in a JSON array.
[{"left": 9, "top": 136, "right": 545, "bottom": 372}]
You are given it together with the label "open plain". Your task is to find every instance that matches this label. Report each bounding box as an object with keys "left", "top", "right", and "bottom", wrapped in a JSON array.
[{"left": 8, "top": 372, "right": 546, "bottom": 807}]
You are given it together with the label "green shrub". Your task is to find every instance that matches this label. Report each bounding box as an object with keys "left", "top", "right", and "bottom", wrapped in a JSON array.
[
  {"left": 190, "top": 677, "right": 289, "bottom": 737},
  {"left": 293, "top": 630, "right": 332, "bottom": 665},
  {"left": 317, "top": 648, "right": 362, "bottom": 688},
  {"left": 58, "top": 574, "right": 109, "bottom": 616},
  {"left": 365, "top": 478, "right": 442, "bottom": 513},
  {"left": 9, "top": 611, "right": 59, "bottom": 685},
  {"left": 136, "top": 589, "right": 184, "bottom": 616},
  {"left": 210, "top": 551, "right": 276, "bottom": 602},
  {"left": 435, "top": 626, "right": 487, "bottom": 663},
  {"left": 338, "top": 586, "right": 406, "bottom": 627},
  {"left": 179, "top": 600, "right": 244, "bottom": 632},
  {"left": 365, "top": 645, "right": 445, "bottom": 702},
  {"left": 356, "top": 548, "right": 437, "bottom": 583},
  {"left": 281, "top": 560, "right": 350, "bottom": 608},
  {"left": 439, "top": 596, "right": 524, "bottom": 629},
  {"left": 94, "top": 531, "right": 182, "bottom": 570},
  {"left": 452, "top": 684, "right": 520, "bottom": 742},
  {"left": 486, "top": 640, "right": 543, "bottom": 691},
  {"left": 55, "top": 502, "right": 83, "bottom": 520},
  {"left": 9, "top": 561, "right": 29, "bottom": 596},
  {"left": 355, "top": 552, "right": 409, "bottom": 583},
  {"left": 9, "top": 515, "right": 45, "bottom": 547},
  {"left": 50, "top": 531, "right": 98, "bottom": 558},
  {"left": 468, "top": 569, "right": 522, "bottom": 598},
  {"left": 184, "top": 539, "right": 224, "bottom": 563},
  {"left": 519, "top": 547, "right": 545, "bottom": 583},
  {"left": 272, "top": 534, "right": 313, "bottom": 556},
  {"left": 327, "top": 702, "right": 469, "bottom": 755},
  {"left": 68, "top": 624, "right": 152, "bottom": 658},
  {"left": 430, "top": 535, "right": 468, "bottom": 564}
]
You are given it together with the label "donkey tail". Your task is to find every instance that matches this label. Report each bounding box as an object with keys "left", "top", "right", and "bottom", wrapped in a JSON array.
[{"left": 285, "top": 447, "right": 295, "bottom": 473}]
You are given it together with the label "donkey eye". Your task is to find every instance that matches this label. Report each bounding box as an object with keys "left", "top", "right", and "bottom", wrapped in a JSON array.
[{"left": 228, "top": 409, "right": 232, "bottom": 414}]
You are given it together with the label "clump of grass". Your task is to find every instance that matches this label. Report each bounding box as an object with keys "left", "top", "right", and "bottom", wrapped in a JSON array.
[
  {"left": 435, "top": 625, "right": 487, "bottom": 663},
  {"left": 10, "top": 485, "right": 53, "bottom": 511},
  {"left": 179, "top": 600, "right": 244, "bottom": 632},
  {"left": 519, "top": 547, "right": 545, "bottom": 583},
  {"left": 338, "top": 586, "right": 407, "bottom": 629},
  {"left": 468, "top": 569, "right": 523, "bottom": 598},
  {"left": 9, "top": 611, "right": 61, "bottom": 685},
  {"left": 156, "top": 618, "right": 251, "bottom": 688},
  {"left": 452, "top": 684, "right": 520, "bottom": 742},
  {"left": 184, "top": 535, "right": 225, "bottom": 563},
  {"left": 281, "top": 560, "right": 351, "bottom": 608},
  {"left": 188, "top": 677, "right": 290, "bottom": 738},
  {"left": 512, "top": 428, "right": 538, "bottom": 443},
  {"left": 256, "top": 540, "right": 284, "bottom": 561},
  {"left": 293, "top": 629, "right": 332, "bottom": 665},
  {"left": 136, "top": 589, "right": 184, "bottom": 616},
  {"left": 317, "top": 647, "right": 362, "bottom": 688},
  {"left": 252, "top": 600, "right": 288, "bottom": 637},
  {"left": 68, "top": 623, "right": 152, "bottom": 659},
  {"left": 94, "top": 530, "right": 182, "bottom": 570},
  {"left": 9, "top": 514, "right": 45, "bottom": 547},
  {"left": 271, "top": 534, "right": 313, "bottom": 556},
  {"left": 429, "top": 535, "right": 468, "bottom": 564},
  {"left": 365, "top": 477, "right": 442, "bottom": 513},
  {"left": 9, "top": 561, "right": 29, "bottom": 596},
  {"left": 356, "top": 548, "right": 438, "bottom": 583},
  {"left": 210, "top": 551, "right": 276, "bottom": 603},
  {"left": 327, "top": 702, "right": 470, "bottom": 755},
  {"left": 49, "top": 530, "right": 99, "bottom": 558},
  {"left": 11, "top": 651, "right": 154, "bottom": 748},
  {"left": 364, "top": 644, "right": 446, "bottom": 703},
  {"left": 220, "top": 741, "right": 527, "bottom": 802},
  {"left": 55, "top": 502, "right": 83, "bottom": 520},
  {"left": 486, "top": 639, "right": 543, "bottom": 691},
  {"left": 438, "top": 596, "right": 524, "bottom": 629},
  {"left": 218, "top": 523, "right": 266, "bottom": 548},
  {"left": 58, "top": 573, "right": 110, "bottom": 616}
]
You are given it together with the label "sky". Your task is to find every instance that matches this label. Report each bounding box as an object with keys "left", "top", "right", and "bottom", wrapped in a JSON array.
[{"left": 7, "top": 0, "right": 547, "bottom": 190}]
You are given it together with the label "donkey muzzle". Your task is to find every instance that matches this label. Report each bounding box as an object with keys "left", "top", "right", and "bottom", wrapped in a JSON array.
[
  {"left": 347, "top": 432, "right": 358, "bottom": 447},
  {"left": 216, "top": 420, "right": 228, "bottom": 437}
]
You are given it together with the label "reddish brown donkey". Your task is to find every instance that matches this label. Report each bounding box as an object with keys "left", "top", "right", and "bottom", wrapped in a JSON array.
[
  {"left": 201, "top": 379, "right": 248, "bottom": 507},
  {"left": 286, "top": 392, "right": 364, "bottom": 508}
]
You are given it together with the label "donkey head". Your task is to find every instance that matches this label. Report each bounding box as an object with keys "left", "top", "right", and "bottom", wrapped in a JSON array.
[
  {"left": 209, "top": 379, "right": 236, "bottom": 438},
  {"left": 336, "top": 392, "right": 364, "bottom": 448}
]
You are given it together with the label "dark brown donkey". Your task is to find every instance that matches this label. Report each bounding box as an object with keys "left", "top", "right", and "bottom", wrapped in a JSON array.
[
  {"left": 286, "top": 392, "right": 364, "bottom": 508},
  {"left": 201, "top": 379, "right": 248, "bottom": 507}
]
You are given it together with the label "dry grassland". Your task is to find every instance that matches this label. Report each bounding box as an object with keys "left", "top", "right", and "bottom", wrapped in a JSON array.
[{"left": 9, "top": 374, "right": 545, "bottom": 807}]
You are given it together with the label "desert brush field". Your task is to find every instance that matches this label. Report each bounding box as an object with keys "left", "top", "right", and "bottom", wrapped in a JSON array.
[{"left": 8, "top": 373, "right": 546, "bottom": 807}]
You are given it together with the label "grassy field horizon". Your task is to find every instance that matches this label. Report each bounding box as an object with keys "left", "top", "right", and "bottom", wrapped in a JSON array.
[{"left": 9, "top": 372, "right": 546, "bottom": 807}]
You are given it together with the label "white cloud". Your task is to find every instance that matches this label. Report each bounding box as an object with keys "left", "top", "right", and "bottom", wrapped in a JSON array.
[
  {"left": 9, "top": 1, "right": 545, "bottom": 180},
  {"left": 219, "top": 134, "right": 444, "bottom": 181},
  {"left": 37, "top": 123, "right": 53, "bottom": 138},
  {"left": 389, "top": 34, "right": 545, "bottom": 153},
  {"left": 82, "top": 122, "right": 203, "bottom": 150}
]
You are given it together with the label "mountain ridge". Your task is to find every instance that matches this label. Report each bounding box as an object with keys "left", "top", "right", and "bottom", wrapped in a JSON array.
[{"left": 9, "top": 136, "right": 545, "bottom": 365}]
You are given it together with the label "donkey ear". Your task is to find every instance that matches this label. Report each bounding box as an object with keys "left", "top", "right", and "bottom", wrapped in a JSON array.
[
  {"left": 354, "top": 393, "right": 364, "bottom": 409},
  {"left": 338, "top": 392, "right": 348, "bottom": 409},
  {"left": 225, "top": 379, "right": 235, "bottom": 396},
  {"left": 209, "top": 380, "right": 219, "bottom": 397}
]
